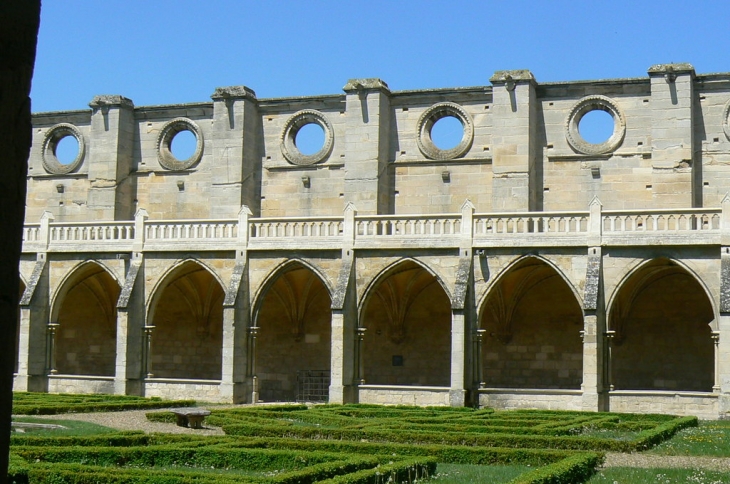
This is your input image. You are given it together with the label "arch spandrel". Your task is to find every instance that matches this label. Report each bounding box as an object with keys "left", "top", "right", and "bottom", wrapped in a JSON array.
[{"left": 355, "top": 255, "right": 455, "bottom": 310}]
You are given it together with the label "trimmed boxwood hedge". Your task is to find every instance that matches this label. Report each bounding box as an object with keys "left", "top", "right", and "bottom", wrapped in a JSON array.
[
  {"left": 11, "top": 402, "right": 700, "bottom": 484},
  {"left": 13, "top": 392, "right": 196, "bottom": 415}
]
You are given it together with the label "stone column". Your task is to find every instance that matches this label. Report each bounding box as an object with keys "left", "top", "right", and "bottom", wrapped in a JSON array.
[
  {"left": 719, "top": 195, "right": 730, "bottom": 415},
  {"left": 582, "top": 198, "right": 606, "bottom": 410},
  {"left": 113, "top": 255, "right": 144, "bottom": 396},
  {"left": 143, "top": 325, "right": 155, "bottom": 378},
  {"left": 15, "top": 307, "right": 47, "bottom": 392},
  {"left": 87, "top": 95, "right": 136, "bottom": 220},
  {"left": 717, "top": 314, "right": 730, "bottom": 416},
  {"left": 248, "top": 326, "right": 260, "bottom": 403},
  {"left": 489, "top": 70, "right": 538, "bottom": 211},
  {"left": 16, "top": 214, "right": 52, "bottom": 393},
  {"left": 220, "top": 206, "right": 251, "bottom": 403},
  {"left": 210, "top": 86, "right": 261, "bottom": 217},
  {"left": 46, "top": 323, "right": 59, "bottom": 375},
  {"left": 449, "top": 309, "right": 467, "bottom": 407},
  {"left": 329, "top": 203, "right": 357, "bottom": 403},
  {"left": 342, "top": 79, "right": 392, "bottom": 215},
  {"left": 647, "top": 64, "right": 697, "bottom": 208}
]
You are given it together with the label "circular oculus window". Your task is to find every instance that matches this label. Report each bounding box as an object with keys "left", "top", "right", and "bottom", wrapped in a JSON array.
[
  {"left": 280, "top": 110, "right": 334, "bottom": 166},
  {"left": 41, "top": 123, "right": 86, "bottom": 175},
  {"left": 416, "top": 102, "right": 474, "bottom": 160},
  {"left": 565, "top": 95, "right": 626, "bottom": 155},
  {"left": 156, "top": 117, "right": 204, "bottom": 170}
]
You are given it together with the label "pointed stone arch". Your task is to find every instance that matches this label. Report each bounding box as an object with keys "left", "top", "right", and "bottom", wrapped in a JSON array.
[
  {"left": 478, "top": 255, "right": 584, "bottom": 389},
  {"left": 252, "top": 258, "right": 334, "bottom": 325},
  {"left": 608, "top": 257, "right": 714, "bottom": 391},
  {"left": 359, "top": 258, "right": 452, "bottom": 386},
  {"left": 252, "top": 260, "right": 333, "bottom": 402},
  {"left": 50, "top": 261, "right": 121, "bottom": 376},
  {"left": 147, "top": 259, "right": 225, "bottom": 380}
]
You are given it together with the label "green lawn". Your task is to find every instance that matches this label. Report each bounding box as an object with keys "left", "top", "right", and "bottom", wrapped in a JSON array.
[
  {"left": 430, "top": 463, "right": 531, "bottom": 483},
  {"left": 12, "top": 416, "right": 117, "bottom": 436},
  {"left": 650, "top": 420, "right": 730, "bottom": 457}
]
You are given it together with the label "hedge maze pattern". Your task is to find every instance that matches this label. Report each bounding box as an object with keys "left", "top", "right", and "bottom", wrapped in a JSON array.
[{"left": 9, "top": 396, "right": 698, "bottom": 483}]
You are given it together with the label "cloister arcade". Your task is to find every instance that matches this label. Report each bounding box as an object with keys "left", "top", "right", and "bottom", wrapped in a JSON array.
[{"left": 18, "top": 248, "right": 724, "bottom": 418}]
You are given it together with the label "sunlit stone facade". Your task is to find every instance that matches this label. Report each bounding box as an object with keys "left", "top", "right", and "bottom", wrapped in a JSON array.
[{"left": 15, "top": 64, "right": 730, "bottom": 418}]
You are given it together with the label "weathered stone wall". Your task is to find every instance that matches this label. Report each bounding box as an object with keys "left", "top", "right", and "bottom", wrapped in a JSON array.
[{"left": 26, "top": 65, "right": 730, "bottom": 224}]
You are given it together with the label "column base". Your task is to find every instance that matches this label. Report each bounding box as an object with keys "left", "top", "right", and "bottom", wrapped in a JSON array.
[{"left": 449, "top": 389, "right": 467, "bottom": 407}]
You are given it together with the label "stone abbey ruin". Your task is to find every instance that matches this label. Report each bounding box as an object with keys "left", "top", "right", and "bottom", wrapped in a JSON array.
[{"left": 15, "top": 63, "right": 730, "bottom": 418}]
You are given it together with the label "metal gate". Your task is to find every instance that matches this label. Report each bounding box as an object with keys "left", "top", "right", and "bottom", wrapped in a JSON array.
[{"left": 296, "top": 370, "right": 330, "bottom": 403}]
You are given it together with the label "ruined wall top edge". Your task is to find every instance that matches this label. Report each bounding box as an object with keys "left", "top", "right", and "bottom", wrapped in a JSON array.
[{"left": 32, "top": 66, "right": 730, "bottom": 117}]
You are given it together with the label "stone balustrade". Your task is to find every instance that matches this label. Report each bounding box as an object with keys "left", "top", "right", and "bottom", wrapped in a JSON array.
[
  {"left": 145, "top": 220, "right": 238, "bottom": 241},
  {"left": 473, "top": 212, "right": 589, "bottom": 235},
  {"left": 20, "top": 203, "right": 730, "bottom": 254},
  {"left": 602, "top": 209, "right": 721, "bottom": 232}
]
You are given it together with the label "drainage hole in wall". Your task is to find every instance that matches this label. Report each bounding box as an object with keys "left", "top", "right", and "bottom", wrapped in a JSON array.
[
  {"left": 579, "top": 109, "right": 614, "bottom": 144},
  {"left": 171, "top": 129, "right": 197, "bottom": 161},
  {"left": 295, "top": 123, "right": 325, "bottom": 155},
  {"left": 431, "top": 115, "right": 463, "bottom": 150},
  {"left": 55, "top": 135, "right": 80, "bottom": 165}
]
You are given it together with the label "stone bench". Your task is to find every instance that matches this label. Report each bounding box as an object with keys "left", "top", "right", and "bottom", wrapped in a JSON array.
[{"left": 170, "top": 408, "right": 211, "bottom": 429}]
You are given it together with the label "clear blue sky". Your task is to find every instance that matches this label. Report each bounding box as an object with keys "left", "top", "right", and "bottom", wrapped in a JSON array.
[{"left": 31, "top": 1, "right": 730, "bottom": 113}]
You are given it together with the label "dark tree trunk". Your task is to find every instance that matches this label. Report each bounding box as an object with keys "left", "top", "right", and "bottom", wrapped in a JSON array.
[{"left": 0, "top": 1, "right": 41, "bottom": 481}]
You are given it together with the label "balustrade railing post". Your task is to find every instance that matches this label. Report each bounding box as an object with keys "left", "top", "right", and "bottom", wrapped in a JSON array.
[
  {"left": 721, "top": 194, "right": 730, "bottom": 246},
  {"left": 460, "top": 199, "right": 475, "bottom": 242},
  {"left": 588, "top": 197, "right": 602, "bottom": 246},
  {"left": 344, "top": 202, "right": 356, "bottom": 246},
  {"left": 39, "top": 211, "right": 54, "bottom": 250},
  {"left": 238, "top": 205, "right": 252, "bottom": 259},
  {"left": 133, "top": 208, "right": 149, "bottom": 255}
]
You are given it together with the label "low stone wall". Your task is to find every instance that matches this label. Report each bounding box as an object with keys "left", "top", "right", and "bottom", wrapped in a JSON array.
[
  {"left": 144, "top": 379, "right": 225, "bottom": 403},
  {"left": 478, "top": 389, "right": 583, "bottom": 411},
  {"left": 609, "top": 391, "right": 719, "bottom": 419},
  {"left": 357, "top": 385, "right": 450, "bottom": 406},
  {"left": 48, "top": 375, "right": 115, "bottom": 394}
]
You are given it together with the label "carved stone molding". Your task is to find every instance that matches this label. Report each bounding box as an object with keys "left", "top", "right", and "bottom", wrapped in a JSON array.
[
  {"left": 565, "top": 95, "right": 625, "bottom": 155},
  {"left": 41, "top": 123, "right": 86, "bottom": 175},
  {"left": 156, "top": 117, "right": 204, "bottom": 171},
  {"left": 280, "top": 110, "right": 334, "bottom": 166},
  {"left": 416, "top": 102, "right": 474, "bottom": 160}
]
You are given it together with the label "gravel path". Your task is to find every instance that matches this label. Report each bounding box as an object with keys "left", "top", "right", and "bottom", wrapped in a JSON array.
[
  {"left": 24, "top": 408, "right": 228, "bottom": 436},
  {"left": 23, "top": 410, "right": 730, "bottom": 472}
]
